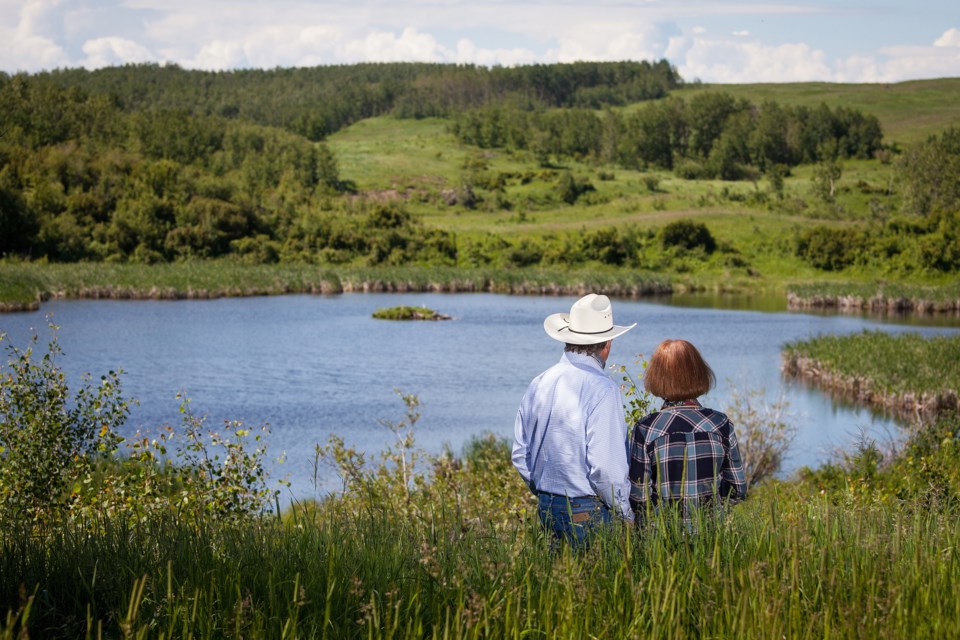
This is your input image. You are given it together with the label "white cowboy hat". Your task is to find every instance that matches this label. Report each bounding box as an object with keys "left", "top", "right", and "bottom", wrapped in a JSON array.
[{"left": 543, "top": 294, "right": 636, "bottom": 345}]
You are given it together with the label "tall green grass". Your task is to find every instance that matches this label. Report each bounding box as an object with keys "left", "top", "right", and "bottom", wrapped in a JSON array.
[
  {"left": 788, "top": 281, "right": 960, "bottom": 311},
  {"left": 0, "top": 261, "right": 674, "bottom": 308},
  {"left": 4, "top": 473, "right": 960, "bottom": 638},
  {"left": 3, "top": 326, "right": 960, "bottom": 638}
]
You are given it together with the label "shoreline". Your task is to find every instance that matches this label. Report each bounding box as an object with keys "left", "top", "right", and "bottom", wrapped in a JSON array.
[
  {"left": 0, "top": 278, "right": 676, "bottom": 314},
  {"left": 782, "top": 353, "right": 960, "bottom": 420},
  {"left": 3, "top": 263, "right": 960, "bottom": 320},
  {"left": 787, "top": 292, "right": 960, "bottom": 316}
]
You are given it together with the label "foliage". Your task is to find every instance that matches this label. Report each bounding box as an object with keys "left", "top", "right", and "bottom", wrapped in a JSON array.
[
  {"left": 556, "top": 171, "right": 595, "bottom": 205},
  {"left": 0, "top": 326, "right": 282, "bottom": 529},
  {"left": 609, "top": 355, "right": 654, "bottom": 427},
  {"left": 371, "top": 305, "right": 447, "bottom": 320},
  {"left": 171, "top": 395, "right": 282, "bottom": 521},
  {"left": 783, "top": 330, "right": 960, "bottom": 399},
  {"left": 660, "top": 219, "right": 717, "bottom": 254},
  {"left": 795, "top": 226, "right": 867, "bottom": 271},
  {"left": 794, "top": 211, "right": 960, "bottom": 275},
  {"left": 1, "top": 66, "right": 957, "bottom": 303},
  {"left": 0, "top": 323, "right": 127, "bottom": 523},
  {"left": 797, "top": 414, "right": 960, "bottom": 507},
  {"left": 897, "top": 127, "right": 960, "bottom": 216},
  {"left": 4, "top": 397, "right": 960, "bottom": 637},
  {"left": 452, "top": 92, "right": 883, "bottom": 174},
  {"left": 3, "top": 332, "right": 960, "bottom": 636}
]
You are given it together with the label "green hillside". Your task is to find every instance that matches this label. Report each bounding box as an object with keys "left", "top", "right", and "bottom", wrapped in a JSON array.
[
  {"left": 674, "top": 78, "right": 960, "bottom": 146},
  {"left": 1, "top": 66, "right": 959, "bottom": 308}
]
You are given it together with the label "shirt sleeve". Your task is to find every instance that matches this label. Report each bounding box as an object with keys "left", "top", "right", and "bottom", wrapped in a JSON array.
[
  {"left": 628, "top": 420, "right": 649, "bottom": 517},
  {"left": 720, "top": 418, "right": 748, "bottom": 502},
  {"left": 511, "top": 388, "right": 535, "bottom": 493},
  {"left": 584, "top": 383, "right": 634, "bottom": 522}
]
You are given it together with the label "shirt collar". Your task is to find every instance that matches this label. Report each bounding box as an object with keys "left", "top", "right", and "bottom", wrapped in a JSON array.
[
  {"left": 562, "top": 350, "right": 605, "bottom": 371},
  {"left": 661, "top": 398, "right": 702, "bottom": 410}
]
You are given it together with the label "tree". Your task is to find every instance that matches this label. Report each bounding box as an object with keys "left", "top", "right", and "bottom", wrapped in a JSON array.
[
  {"left": 0, "top": 326, "right": 128, "bottom": 522},
  {"left": 897, "top": 127, "right": 960, "bottom": 216},
  {"left": 812, "top": 155, "right": 843, "bottom": 203}
]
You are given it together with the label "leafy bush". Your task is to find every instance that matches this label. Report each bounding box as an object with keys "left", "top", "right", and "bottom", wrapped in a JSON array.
[
  {"left": 556, "top": 172, "right": 595, "bottom": 205},
  {"left": 0, "top": 324, "right": 128, "bottom": 523},
  {"left": 795, "top": 226, "right": 866, "bottom": 271},
  {"left": 798, "top": 415, "right": 960, "bottom": 507},
  {"left": 660, "top": 219, "right": 716, "bottom": 253},
  {"left": 0, "top": 325, "right": 282, "bottom": 528}
]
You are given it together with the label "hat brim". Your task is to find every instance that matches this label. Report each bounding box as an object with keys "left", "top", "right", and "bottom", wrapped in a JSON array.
[{"left": 543, "top": 313, "right": 636, "bottom": 345}]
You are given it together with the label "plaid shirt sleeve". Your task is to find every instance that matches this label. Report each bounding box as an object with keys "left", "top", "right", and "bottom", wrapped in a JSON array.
[
  {"left": 719, "top": 417, "right": 748, "bottom": 502},
  {"left": 628, "top": 420, "right": 652, "bottom": 514}
]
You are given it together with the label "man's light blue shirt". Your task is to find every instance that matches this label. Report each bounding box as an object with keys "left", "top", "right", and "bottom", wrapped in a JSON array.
[{"left": 513, "top": 351, "right": 634, "bottom": 521}]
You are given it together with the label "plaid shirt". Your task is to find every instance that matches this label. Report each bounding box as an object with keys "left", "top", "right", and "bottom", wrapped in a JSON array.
[{"left": 629, "top": 400, "right": 747, "bottom": 523}]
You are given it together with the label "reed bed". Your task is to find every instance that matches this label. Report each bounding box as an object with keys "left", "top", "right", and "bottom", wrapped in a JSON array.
[
  {"left": 787, "top": 282, "right": 960, "bottom": 315},
  {"left": 783, "top": 331, "right": 960, "bottom": 417},
  {"left": 0, "top": 262, "right": 674, "bottom": 311}
]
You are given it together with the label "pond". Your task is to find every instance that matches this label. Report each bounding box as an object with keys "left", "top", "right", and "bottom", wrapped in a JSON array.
[{"left": 2, "top": 293, "right": 958, "bottom": 502}]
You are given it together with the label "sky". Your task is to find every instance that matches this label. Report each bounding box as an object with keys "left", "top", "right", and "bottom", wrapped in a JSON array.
[{"left": 1, "top": 0, "right": 959, "bottom": 83}]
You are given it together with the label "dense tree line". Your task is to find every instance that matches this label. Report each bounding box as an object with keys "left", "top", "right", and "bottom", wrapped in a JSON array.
[
  {"left": 452, "top": 93, "right": 884, "bottom": 178},
  {"left": 0, "top": 61, "right": 677, "bottom": 265},
  {"left": 30, "top": 60, "right": 680, "bottom": 141},
  {"left": 0, "top": 75, "right": 457, "bottom": 264}
]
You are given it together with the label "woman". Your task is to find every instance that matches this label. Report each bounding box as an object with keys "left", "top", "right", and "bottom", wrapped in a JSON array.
[{"left": 629, "top": 339, "right": 747, "bottom": 527}]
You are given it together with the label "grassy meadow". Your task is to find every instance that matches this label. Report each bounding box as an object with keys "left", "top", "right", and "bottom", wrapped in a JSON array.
[{"left": 4, "top": 466, "right": 960, "bottom": 639}]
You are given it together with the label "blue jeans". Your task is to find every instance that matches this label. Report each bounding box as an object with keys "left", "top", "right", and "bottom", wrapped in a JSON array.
[{"left": 537, "top": 492, "right": 611, "bottom": 550}]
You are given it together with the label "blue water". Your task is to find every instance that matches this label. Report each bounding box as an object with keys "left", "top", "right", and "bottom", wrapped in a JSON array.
[{"left": 1, "top": 293, "right": 957, "bottom": 502}]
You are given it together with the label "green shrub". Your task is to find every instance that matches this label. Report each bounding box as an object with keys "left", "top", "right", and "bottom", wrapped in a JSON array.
[
  {"left": 795, "top": 226, "right": 866, "bottom": 271},
  {"left": 660, "top": 219, "right": 716, "bottom": 253},
  {"left": 0, "top": 324, "right": 128, "bottom": 523}
]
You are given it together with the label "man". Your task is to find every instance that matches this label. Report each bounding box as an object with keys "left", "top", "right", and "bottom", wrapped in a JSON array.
[{"left": 512, "top": 293, "right": 636, "bottom": 547}]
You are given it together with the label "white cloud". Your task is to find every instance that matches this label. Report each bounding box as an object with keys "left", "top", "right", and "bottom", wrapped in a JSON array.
[
  {"left": 544, "top": 20, "right": 663, "bottom": 63},
  {"left": 675, "top": 24, "right": 960, "bottom": 84},
  {"left": 188, "top": 40, "right": 246, "bottom": 70},
  {"left": 0, "top": 1, "right": 957, "bottom": 83},
  {"left": 678, "top": 36, "right": 834, "bottom": 83},
  {"left": 82, "top": 37, "right": 154, "bottom": 69},
  {"left": 934, "top": 28, "right": 960, "bottom": 48},
  {"left": 455, "top": 39, "right": 538, "bottom": 67},
  {"left": 0, "top": 0, "right": 70, "bottom": 72},
  {"left": 338, "top": 27, "right": 449, "bottom": 63}
]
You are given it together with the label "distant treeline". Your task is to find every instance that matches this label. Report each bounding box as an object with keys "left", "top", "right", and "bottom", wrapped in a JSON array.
[
  {"left": 26, "top": 60, "right": 681, "bottom": 140},
  {"left": 452, "top": 94, "right": 884, "bottom": 177}
]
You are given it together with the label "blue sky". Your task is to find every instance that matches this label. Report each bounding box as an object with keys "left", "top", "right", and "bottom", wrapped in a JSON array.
[{"left": 2, "top": 0, "right": 958, "bottom": 82}]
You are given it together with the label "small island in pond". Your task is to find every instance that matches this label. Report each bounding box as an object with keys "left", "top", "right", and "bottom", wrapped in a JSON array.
[{"left": 372, "top": 305, "right": 452, "bottom": 321}]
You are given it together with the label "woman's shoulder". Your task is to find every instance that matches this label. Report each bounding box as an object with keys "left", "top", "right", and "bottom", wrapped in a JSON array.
[
  {"left": 696, "top": 405, "right": 729, "bottom": 419},
  {"left": 640, "top": 404, "right": 731, "bottom": 426}
]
